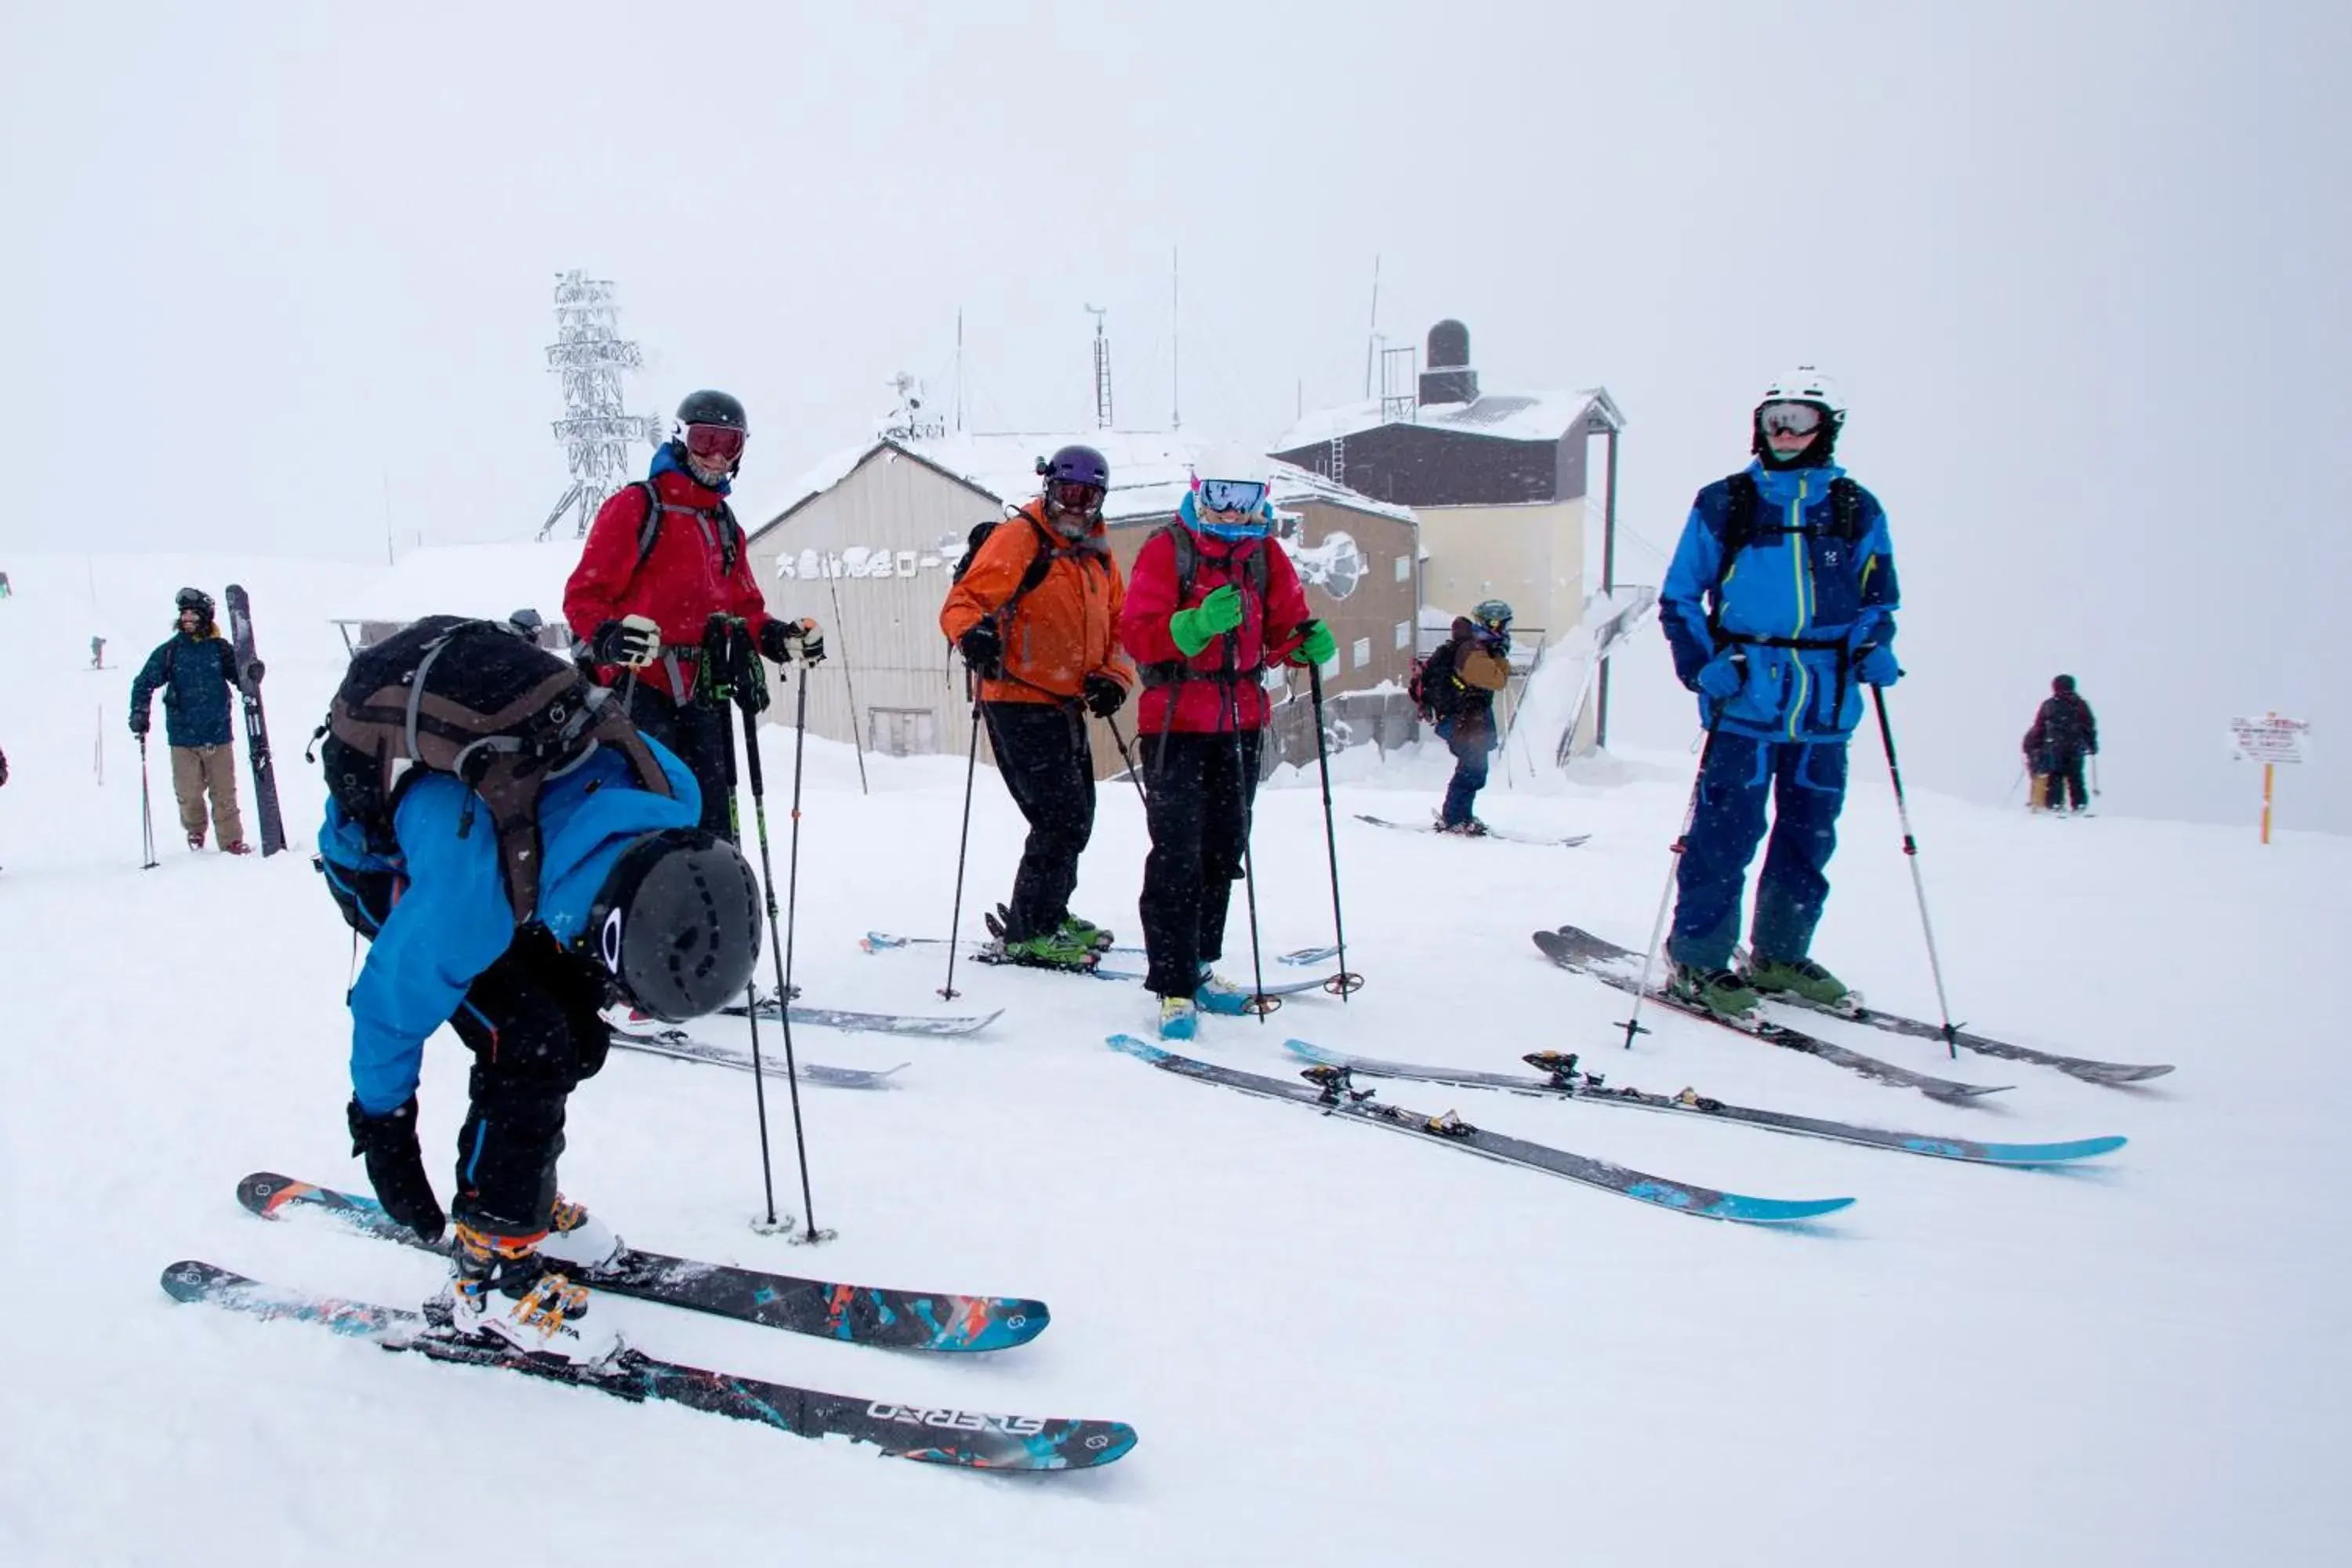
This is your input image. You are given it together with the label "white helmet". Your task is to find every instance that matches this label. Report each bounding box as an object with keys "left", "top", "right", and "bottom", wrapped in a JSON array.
[
  {"left": 1758, "top": 365, "right": 1846, "bottom": 422},
  {"left": 1189, "top": 444, "right": 1272, "bottom": 489}
]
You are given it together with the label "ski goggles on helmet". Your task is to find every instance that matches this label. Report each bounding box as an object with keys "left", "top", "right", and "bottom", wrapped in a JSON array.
[
  {"left": 1758, "top": 401, "right": 1824, "bottom": 438},
  {"left": 1195, "top": 478, "right": 1267, "bottom": 517},
  {"left": 684, "top": 423, "right": 748, "bottom": 465},
  {"left": 1047, "top": 479, "right": 1105, "bottom": 515}
]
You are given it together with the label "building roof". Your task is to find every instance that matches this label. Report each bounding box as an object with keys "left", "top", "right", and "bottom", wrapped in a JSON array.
[
  {"left": 1274, "top": 387, "right": 1622, "bottom": 452},
  {"left": 341, "top": 541, "right": 583, "bottom": 625},
  {"left": 747, "top": 430, "right": 1416, "bottom": 543}
]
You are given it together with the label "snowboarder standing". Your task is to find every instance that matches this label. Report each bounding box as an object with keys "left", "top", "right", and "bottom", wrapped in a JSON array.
[
  {"left": 1118, "top": 448, "right": 1329, "bottom": 1039},
  {"left": 563, "top": 390, "right": 825, "bottom": 841},
  {"left": 938, "top": 445, "right": 1133, "bottom": 969},
  {"left": 319, "top": 730, "right": 762, "bottom": 1363},
  {"left": 127, "top": 588, "right": 249, "bottom": 855},
  {"left": 1420, "top": 601, "right": 1513, "bottom": 834},
  {"left": 2025, "top": 675, "right": 2097, "bottom": 815},
  {"left": 1655, "top": 368, "right": 1901, "bottom": 1019}
]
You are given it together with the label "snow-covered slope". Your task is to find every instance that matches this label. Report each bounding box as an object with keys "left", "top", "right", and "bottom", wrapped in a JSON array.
[{"left": 0, "top": 555, "right": 2342, "bottom": 1565}]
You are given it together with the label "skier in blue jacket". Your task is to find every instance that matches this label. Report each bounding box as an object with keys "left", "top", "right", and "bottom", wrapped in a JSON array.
[
  {"left": 127, "top": 588, "right": 249, "bottom": 853},
  {"left": 1656, "top": 368, "right": 1900, "bottom": 1019},
  {"left": 318, "top": 736, "right": 762, "bottom": 1362}
]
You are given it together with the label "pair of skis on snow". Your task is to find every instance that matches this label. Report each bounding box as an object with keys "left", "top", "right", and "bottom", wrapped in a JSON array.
[{"left": 163, "top": 1173, "right": 1134, "bottom": 1471}]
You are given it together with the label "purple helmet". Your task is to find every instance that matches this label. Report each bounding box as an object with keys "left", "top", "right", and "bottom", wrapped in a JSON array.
[{"left": 1040, "top": 445, "right": 1109, "bottom": 490}]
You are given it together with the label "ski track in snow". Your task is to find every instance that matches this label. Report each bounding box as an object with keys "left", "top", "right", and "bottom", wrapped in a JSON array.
[{"left": 1, "top": 553, "right": 2346, "bottom": 1565}]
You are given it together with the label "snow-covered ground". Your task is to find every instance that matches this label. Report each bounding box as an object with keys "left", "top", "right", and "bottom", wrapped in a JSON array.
[{"left": 2, "top": 554, "right": 2343, "bottom": 1565}]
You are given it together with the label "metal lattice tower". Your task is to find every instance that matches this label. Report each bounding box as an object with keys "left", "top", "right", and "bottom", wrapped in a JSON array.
[
  {"left": 538, "top": 270, "right": 663, "bottom": 541},
  {"left": 1086, "top": 304, "right": 1113, "bottom": 430}
]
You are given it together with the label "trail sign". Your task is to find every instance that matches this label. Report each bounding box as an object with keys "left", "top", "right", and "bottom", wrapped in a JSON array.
[{"left": 2228, "top": 713, "right": 2310, "bottom": 843}]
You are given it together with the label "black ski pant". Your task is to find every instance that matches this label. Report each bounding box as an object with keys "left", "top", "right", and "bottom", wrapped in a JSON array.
[
  {"left": 2048, "top": 746, "right": 2090, "bottom": 811},
  {"left": 981, "top": 699, "right": 1097, "bottom": 943},
  {"left": 1139, "top": 727, "right": 1261, "bottom": 997},
  {"left": 445, "top": 931, "right": 613, "bottom": 1237},
  {"left": 628, "top": 681, "right": 736, "bottom": 841}
]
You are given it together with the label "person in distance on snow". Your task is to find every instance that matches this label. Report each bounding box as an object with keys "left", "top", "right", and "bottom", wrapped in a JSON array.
[
  {"left": 564, "top": 390, "right": 825, "bottom": 841},
  {"left": 1419, "top": 602, "right": 1514, "bottom": 835},
  {"left": 2024, "top": 674, "right": 2098, "bottom": 815},
  {"left": 1655, "top": 367, "right": 1901, "bottom": 1021},
  {"left": 127, "top": 587, "right": 250, "bottom": 855},
  {"left": 318, "top": 728, "right": 762, "bottom": 1363},
  {"left": 938, "top": 445, "right": 1134, "bottom": 970},
  {"left": 1118, "top": 448, "right": 1331, "bottom": 1041}
]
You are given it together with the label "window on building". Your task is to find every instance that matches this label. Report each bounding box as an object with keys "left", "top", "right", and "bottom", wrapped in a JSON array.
[
  {"left": 1393, "top": 620, "right": 1410, "bottom": 650},
  {"left": 869, "top": 707, "right": 939, "bottom": 757},
  {"left": 1352, "top": 637, "right": 1372, "bottom": 670},
  {"left": 1395, "top": 554, "right": 1411, "bottom": 583}
]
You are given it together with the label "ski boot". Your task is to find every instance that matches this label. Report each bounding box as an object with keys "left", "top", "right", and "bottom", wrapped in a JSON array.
[
  {"left": 535, "top": 1194, "right": 622, "bottom": 1270},
  {"left": 1667, "top": 961, "right": 1759, "bottom": 1022},
  {"left": 223, "top": 840, "right": 253, "bottom": 856},
  {"left": 1057, "top": 913, "right": 1116, "bottom": 952},
  {"left": 187, "top": 829, "right": 206, "bottom": 851},
  {"left": 1156, "top": 995, "right": 1197, "bottom": 1041},
  {"left": 1439, "top": 818, "right": 1492, "bottom": 837},
  {"left": 996, "top": 930, "right": 1102, "bottom": 971},
  {"left": 1741, "top": 955, "right": 1849, "bottom": 1010},
  {"left": 434, "top": 1221, "right": 622, "bottom": 1366}
]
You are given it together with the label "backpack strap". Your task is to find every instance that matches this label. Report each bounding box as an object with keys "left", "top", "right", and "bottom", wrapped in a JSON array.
[
  {"left": 1138, "top": 524, "right": 1274, "bottom": 688},
  {"left": 633, "top": 481, "right": 741, "bottom": 575}
]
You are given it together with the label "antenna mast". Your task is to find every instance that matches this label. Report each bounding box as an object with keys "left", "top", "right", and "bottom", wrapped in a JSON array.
[
  {"left": 1086, "top": 303, "right": 1113, "bottom": 430},
  {"left": 1171, "top": 247, "right": 1181, "bottom": 431},
  {"left": 1363, "top": 254, "right": 1381, "bottom": 399}
]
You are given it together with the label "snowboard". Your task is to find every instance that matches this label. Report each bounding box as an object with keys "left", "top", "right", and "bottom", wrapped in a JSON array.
[
  {"left": 237, "top": 1172, "right": 1047, "bottom": 1351},
  {"left": 1280, "top": 1040, "right": 2126, "bottom": 1167},
  {"left": 162, "top": 1261, "right": 1130, "bottom": 1469},
  {"left": 222, "top": 586, "right": 286, "bottom": 855},
  {"left": 1354, "top": 814, "right": 1590, "bottom": 848},
  {"left": 1105, "top": 1036, "right": 1854, "bottom": 1225},
  {"left": 1532, "top": 926, "right": 2011, "bottom": 1105},
  {"left": 608, "top": 1026, "right": 907, "bottom": 1089}
]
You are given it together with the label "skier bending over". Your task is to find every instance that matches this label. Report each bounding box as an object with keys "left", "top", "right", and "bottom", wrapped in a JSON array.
[
  {"left": 1656, "top": 367, "right": 1902, "bottom": 1020},
  {"left": 318, "top": 738, "right": 761, "bottom": 1363},
  {"left": 1421, "top": 602, "right": 1513, "bottom": 834},
  {"left": 938, "top": 444, "right": 1134, "bottom": 970},
  {"left": 127, "top": 587, "right": 249, "bottom": 855},
  {"left": 2025, "top": 674, "right": 2097, "bottom": 815},
  {"left": 1118, "top": 448, "right": 1330, "bottom": 1040},
  {"left": 564, "top": 389, "right": 824, "bottom": 842}
]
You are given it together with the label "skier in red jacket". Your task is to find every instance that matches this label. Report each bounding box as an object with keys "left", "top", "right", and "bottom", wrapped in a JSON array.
[
  {"left": 564, "top": 390, "right": 823, "bottom": 838},
  {"left": 1117, "top": 448, "right": 1332, "bottom": 1040}
]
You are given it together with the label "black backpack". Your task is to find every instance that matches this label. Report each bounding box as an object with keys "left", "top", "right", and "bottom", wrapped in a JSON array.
[
  {"left": 1409, "top": 640, "right": 1461, "bottom": 721},
  {"left": 1134, "top": 524, "right": 1274, "bottom": 688},
  {"left": 630, "top": 480, "right": 741, "bottom": 574},
  {"left": 314, "top": 615, "right": 673, "bottom": 924},
  {"left": 1714, "top": 470, "right": 1864, "bottom": 594}
]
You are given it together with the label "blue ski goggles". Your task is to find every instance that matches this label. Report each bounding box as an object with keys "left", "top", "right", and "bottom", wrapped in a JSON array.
[{"left": 1195, "top": 478, "right": 1267, "bottom": 517}]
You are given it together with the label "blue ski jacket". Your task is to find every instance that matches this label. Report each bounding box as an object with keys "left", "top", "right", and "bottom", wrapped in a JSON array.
[
  {"left": 1659, "top": 460, "right": 1900, "bottom": 742},
  {"left": 319, "top": 739, "right": 702, "bottom": 1115},
  {"left": 129, "top": 630, "right": 238, "bottom": 747}
]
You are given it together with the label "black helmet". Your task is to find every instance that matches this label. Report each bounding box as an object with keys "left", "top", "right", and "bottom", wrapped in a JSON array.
[
  {"left": 583, "top": 829, "right": 763, "bottom": 1022},
  {"left": 675, "top": 389, "right": 748, "bottom": 433},
  {"left": 175, "top": 587, "right": 215, "bottom": 621}
]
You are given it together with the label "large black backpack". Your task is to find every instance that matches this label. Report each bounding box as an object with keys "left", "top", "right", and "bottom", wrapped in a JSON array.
[{"left": 314, "top": 615, "right": 673, "bottom": 924}]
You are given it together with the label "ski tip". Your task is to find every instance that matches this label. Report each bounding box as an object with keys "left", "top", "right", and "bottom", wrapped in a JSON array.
[
  {"left": 1708, "top": 1193, "right": 1858, "bottom": 1225},
  {"left": 859, "top": 932, "right": 909, "bottom": 952},
  {"left": 1283, "top": 1039, "right": 1342, "bottom": 1066},
  {"left": 1962, "top": 1134, "right": 2129, "bottom": 1164},
  {"left": 1926, "top": 1083, "right": 2016, "bottom": 1104},
  {"left": 161, "top": 1258, "right": 239, "bottom": 1301},
  {"left": 236, "top": 1171, "right": 313, "bottom": 1218},
  {"left": 891, "top": 1419, "right": 1138, "bottom": 1470},
  {"left": 1105, "top": 1033, "right": 1171, "bottom": 1065}
]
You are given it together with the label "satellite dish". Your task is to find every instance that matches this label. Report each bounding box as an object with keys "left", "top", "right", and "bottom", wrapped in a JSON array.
[{"left": 1294, "top": 530, "right": 1366, "bottom": 601}]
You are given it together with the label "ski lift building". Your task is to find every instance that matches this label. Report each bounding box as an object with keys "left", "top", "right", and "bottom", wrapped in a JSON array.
[{"left": 741, "top": 434, "right": 1419, "bottom": 775}]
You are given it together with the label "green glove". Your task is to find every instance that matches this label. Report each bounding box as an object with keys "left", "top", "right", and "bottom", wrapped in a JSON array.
[
  {"left": 1169, "top": 583, "right": 1245, "bottom": 658},
  {"left": 1290, "top": 619, "right": 1338, "bottom": 667}
]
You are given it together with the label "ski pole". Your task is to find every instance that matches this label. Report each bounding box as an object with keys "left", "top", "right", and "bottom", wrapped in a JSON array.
[
  {"left": 2003, "top": 763, "right": 2025, "bottom": 806},
  {"left": 1618, "top": 716, "right": 1725, "bottom": 1050},
  {"left": 1305, "top": 658, "right": 1363, "bottom": 999},
  {"left": 2091, "top": 753, "right": 2101, "bottom": 799},
  {"left": 938, "top": 677, "right": 985, "bottom": 1000},
  {"left": 137, "top": 733, "right": 158, "bottom": 869},
  {"left": 1222, "top": 636, "right": 1275, "bottom": 1022},
  {"left": 1102, "top": 710, "right": 1149, "bottom": 810},
  {"left": 822, "top": 570, "right": 869, "bottom": 797},
  {"left": 1871, "top": 688, "right": 1962, "bottom": 1059}
]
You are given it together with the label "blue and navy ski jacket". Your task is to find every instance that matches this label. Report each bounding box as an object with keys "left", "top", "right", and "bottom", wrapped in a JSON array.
[
  {"left": 1659, "top": 460, "right": 1900, "bottom": 743},
  {"left": 319, "top": 739, "right": 702, "bottom": 1116},
  {"left": 129, "top": 630, "right": 238, "bottom": 747}
]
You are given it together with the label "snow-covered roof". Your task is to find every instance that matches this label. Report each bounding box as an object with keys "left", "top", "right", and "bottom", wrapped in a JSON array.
[
  {"left": 753, "top": 431, "right": 1416, "bottom": 536},
  {"left": 1274, "top": 387, "right": 1620, "bottom": 452},
  {"left": 340, "top": 541, "right": 584, "bottom": 625}
]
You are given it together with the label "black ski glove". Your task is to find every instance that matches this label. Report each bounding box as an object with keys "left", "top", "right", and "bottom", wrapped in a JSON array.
[
  {"left": 0, "top": 747, "right": 9, "bottom": 787},
  {"left": 957, "top": 622, "right": 1003, "bottom": 678},
  {"left": 1083, "top": 672, "right": 1127, "bottom": 719},
  {"left": 129, "top": 710, "right": 149, "bottom": 737},
  {"left": 347, "top": 1096, "right": 446, "bottom": 1244},
  {"left": 758, "top": 617, "right": 827, "bottom": 667}
]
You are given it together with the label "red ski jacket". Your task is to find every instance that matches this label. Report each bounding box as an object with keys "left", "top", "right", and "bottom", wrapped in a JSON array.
[
  {"left": 564, "top": 461, "right": 779, "bottom": 702},
  {"left": 1118, "top": 525, "right": 1311, "bottom": 735}
]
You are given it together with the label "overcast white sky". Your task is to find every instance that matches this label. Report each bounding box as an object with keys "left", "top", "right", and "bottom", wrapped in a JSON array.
[{"left": 4, "top": 0, "right": 2345, "bottom": 830}]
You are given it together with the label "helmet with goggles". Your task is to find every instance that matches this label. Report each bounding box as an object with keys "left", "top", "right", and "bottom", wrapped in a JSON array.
[
  {"left": 1751, "top": 366, "right": 1846, "bottom": 470},
  {"left": 175, "top": 587, "right": 216, "bottom": 622},
  {"left": 579, "top": 828, "right": 762, "bottom": 1022},
  {"left": 1472, "top": 599, "right": 1514, "bottom": 637},
  {"left": 1185, "top": 445, "right": 1274, "bottom": 540},
  {"left": 675, "top": 389, "right": 749, "bottom": 475},
  {"left": 1038, "top": 444, "right": 1109, "bottom": 522}
]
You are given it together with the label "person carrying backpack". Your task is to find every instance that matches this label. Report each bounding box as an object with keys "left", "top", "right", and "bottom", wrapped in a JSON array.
[
  {"left": 1118, "top": 448, "right": 1330, "bottom": 1040},
  {"left": 938, "top": 445, "right": 1133, "bottom": 969},
  {"left": 316, "top": 619, "right": 762, "bottom": 1366},
  {"left": 127, "top": 587, "right": 249, "bottom": 854},
  {"left": 2025, "top": 674, "right": 2097, "bottom": 815},
  {"left": 1418, "top": 602, "right": 1513, "bottom": 834},
  {"left": 563, "top": 390, "right": 824, "bottom": 840},
  {"left": 1655, "top": 367, "right": 1901, "bottom": 1020}
]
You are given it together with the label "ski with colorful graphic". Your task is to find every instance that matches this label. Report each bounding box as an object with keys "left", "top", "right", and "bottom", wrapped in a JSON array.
[
  {"left": 1279, "top": 1040, "right": 2125, "bottom": 1167},
  {"left": 609, "top": 1026, "right": 908, "bottom": 1089},
  {"left": 860, "top": 931, "right": 1341, "bottom": 1011},
  {"left": 1532, "top": 926, "right": 2011, "bottom": 1105},
  {"left": 235, "top": 1172, "right": 1043, "bottom": 1351},
  {"left": 1105, "top": 1036, "right": 1854, "bottom": 1225},
  {"left": 717, "top": 998, "right": 1004, "bottom": 1038},
  {"left": 162, "top": 1261, "right": 1129, "bottom": 1469}
]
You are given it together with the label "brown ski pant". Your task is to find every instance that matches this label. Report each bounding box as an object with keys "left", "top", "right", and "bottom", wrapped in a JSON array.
[{"left": 170, "top": 743, "right": 245, "bottom": 846}]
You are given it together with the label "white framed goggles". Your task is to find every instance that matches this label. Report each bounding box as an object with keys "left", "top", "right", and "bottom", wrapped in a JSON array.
[
  {"left": 1196, "top": 478, "right": 1266, "bottom": 516},
  {"left": 1759, "top": 401, "right": 1824, "bottom": 437}
]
